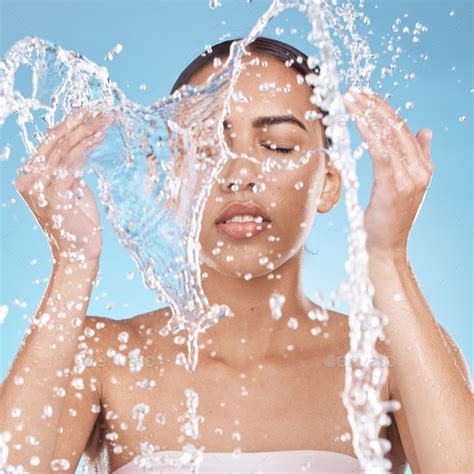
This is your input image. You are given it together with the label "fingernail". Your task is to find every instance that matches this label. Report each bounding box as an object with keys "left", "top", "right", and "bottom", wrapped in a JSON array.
[{"left": 427, "top": 129, "right": 432, "bottom": 139}]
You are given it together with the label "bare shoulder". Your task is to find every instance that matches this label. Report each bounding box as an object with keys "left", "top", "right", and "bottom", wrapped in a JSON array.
[
  {"left": 84, "top": 307, "right": 170, "bottom": 342},
  {"left": 82, "top": 307, "right": 174, "bottom": 366}
]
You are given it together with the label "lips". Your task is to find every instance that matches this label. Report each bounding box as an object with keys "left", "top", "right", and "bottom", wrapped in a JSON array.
[
  {"left": 215, "top": 201, "right": 271, "bottom": 225},
  {"left": 214, "top": 201, "right": 272, "bottom": 240}
]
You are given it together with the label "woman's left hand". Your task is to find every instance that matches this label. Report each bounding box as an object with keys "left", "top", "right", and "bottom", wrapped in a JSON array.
[{"left": 343, "top": 89, "right": 434, "bottom": 262}]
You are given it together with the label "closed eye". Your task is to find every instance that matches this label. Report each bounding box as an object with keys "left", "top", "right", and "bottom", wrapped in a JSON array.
[{"left": 261, "top": 143, "right": 294, "bottom": 154}]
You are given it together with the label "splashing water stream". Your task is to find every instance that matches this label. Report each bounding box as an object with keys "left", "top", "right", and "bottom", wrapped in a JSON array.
[{"left": 0, "top": 1, "right": 403, "bottom": 472}]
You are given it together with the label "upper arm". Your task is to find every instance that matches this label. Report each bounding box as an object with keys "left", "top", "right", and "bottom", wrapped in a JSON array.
[{"left": 53, "top": 316, "right": 107, "bottom": 472}]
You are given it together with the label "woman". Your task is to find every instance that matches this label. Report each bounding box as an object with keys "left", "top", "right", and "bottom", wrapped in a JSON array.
[{"left": 0, "top": 37, "right": 471, "bottom": 473}]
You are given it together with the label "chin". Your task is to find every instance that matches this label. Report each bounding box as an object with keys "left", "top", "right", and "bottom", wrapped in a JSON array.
[{"left": 199, "top": 250, "right": 286, "bottom": 280}]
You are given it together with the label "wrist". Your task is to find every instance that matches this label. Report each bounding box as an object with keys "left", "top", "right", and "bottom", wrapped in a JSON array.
[
  {"left": 52, "top": 255, "right": 101, "bottom": 273},
  {"left": 366, "top": 247, "right": 408, "bottom": 267}
]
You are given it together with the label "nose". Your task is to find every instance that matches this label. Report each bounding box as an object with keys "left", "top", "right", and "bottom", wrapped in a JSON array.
[{"left": 218, "top": 156, "right": 259, "bottom": 193}]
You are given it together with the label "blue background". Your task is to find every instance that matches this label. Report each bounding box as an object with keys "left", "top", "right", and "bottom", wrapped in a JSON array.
[{"left": 0, "top": 1, "right": 472, "bottom": 472}]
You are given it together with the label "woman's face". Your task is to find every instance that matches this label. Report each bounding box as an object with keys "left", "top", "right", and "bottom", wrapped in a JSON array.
[{"left": 189, "top": 52, "right": 341, "bottom": 279}]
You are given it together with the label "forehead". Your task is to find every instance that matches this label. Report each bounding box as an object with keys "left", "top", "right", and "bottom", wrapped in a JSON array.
[{"left": 188, "top": 52, "right": 314, "bottom": 116}]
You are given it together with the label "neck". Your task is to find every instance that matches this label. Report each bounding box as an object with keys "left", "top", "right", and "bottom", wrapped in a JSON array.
[{"left": 199, "top": 249, "right": 315, "bottom": 369}]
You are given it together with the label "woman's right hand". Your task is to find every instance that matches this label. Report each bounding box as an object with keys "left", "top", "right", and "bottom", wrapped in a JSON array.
[{"left": 15, "top": 109, "right": 114, "bottom": 264}]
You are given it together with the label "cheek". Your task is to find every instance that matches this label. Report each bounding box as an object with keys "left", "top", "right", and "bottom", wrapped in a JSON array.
[{"left": 277, "top": 162, "right": 321, "bottom": 213}]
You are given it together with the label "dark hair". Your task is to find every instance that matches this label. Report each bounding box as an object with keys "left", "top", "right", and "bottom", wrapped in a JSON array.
[{"left": 171, "top": 36, "right": 321, "bottom": 94}]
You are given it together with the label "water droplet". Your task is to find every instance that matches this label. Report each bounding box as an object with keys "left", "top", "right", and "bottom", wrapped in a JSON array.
[
  {"left": 128, "top": 348, "right": 144, "bottom": 373},
  {"left": 117, "top": 331, "right": 129, "bottom": 343},
  {"left": 132, "top": 402, "right": 150, "bottom": 431},
  {"left": 155, "top": 411, "right": 166, "bottom": 425},
  {"left": 304, "top": 110, "right": 322, "bottom": 121},
  {"left": 405, "top": 101, "right": 414, "bottom": 110},
  {"left": 104, "top": 43, "right": 123, "bottom": 62},
  {"left": 51, "top": 459, "right": 70, "bottom": 471},
  {"left": 0, "top": 145, "right": 10, "bottom": 161},
  {"left": 288, "top": 317, "right": 299, "bottom": 330},
  {"left": 209, "top": 0, "right": 222, "bottom": 8},
  {"left": 269, "top": 293, "right": 285, "bottom": 320},
  {"left": 0, "top": 305, "right": 8, "bottom": 324},
  {"left": 340, "top": 432, "right": 351, "bottom": 442},
  {"left": 13, "top": 375, "right": 24, "bottom": 385},
  {"left": 458, "top": 116, "right": 466, "bottom": 123}
]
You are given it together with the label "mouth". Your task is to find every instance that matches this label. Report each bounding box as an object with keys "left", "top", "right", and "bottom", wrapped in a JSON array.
[
  {"left": 214, "top": 201, "right": 272, "bottom": 240},
  {"left": 216, "top": 219, "right": 272, "bottom": 240}
]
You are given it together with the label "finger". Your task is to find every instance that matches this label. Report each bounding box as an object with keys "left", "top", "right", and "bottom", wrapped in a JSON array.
[
  {"left": 54, "top": 116, "right": 112, "bottom": 167},
  {"left": 16, "top": 110, "right": 111, "bottom": 206},
  {"left": 347, "top": 106, "right": 396, "bottom": 186},
  {"left": 344, "top": 95, "right": 411, "bottom": 190},
  {"left": 357, "top": 92, "right": 433, "bottom": 178},
  {"left": 38, "top": 114, "right": 112, "bottom": 190},
  {"left": 50, "top": 129, "right": 107, "bottom": 194},
  {"left": 416, "top": 128, "right": 432, "bottom": 160},
  {"left": 17, "top": 110, "right": 101, "bottom": 186},
  {"left": 34, "top": 108, "right": 94, "bottom": 161},
  {"left": 364, "top": 93, "right": 434, "bottom": 187},
  {"left": 355, "top": 93, "right": 419, "bottom": 166},
  {"left": 347, "top": 92, "right": 426, "bottom": 191}
]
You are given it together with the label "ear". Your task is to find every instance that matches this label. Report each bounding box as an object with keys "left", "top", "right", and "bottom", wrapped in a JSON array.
[{"left": 317, "top": 157, "right": 342, "bottom": 214}]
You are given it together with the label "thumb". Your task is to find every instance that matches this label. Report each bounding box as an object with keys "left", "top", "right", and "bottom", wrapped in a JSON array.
[{"left": 416, "top": 128, "right": 432, "bottom": 160}]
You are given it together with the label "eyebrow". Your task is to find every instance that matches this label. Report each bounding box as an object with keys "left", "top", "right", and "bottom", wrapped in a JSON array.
[
  {"left": 253, "top": 114, "right": 308, "bottom": 132},
  {"left": 223, "top": 115, "right": 308, "bottom": 133}
]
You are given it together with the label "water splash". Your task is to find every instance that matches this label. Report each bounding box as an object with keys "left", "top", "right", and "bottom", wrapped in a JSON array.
[{"left": 0, "top": 1, "right": 403, "bottom": 473}]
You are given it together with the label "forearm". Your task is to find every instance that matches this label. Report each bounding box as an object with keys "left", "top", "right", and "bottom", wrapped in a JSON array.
[
  {"left": 368, "top": 253, "right": 472, "bottom": 472},
  {"left": 0, "top": 258, "right": 99, "bottom": 468}
]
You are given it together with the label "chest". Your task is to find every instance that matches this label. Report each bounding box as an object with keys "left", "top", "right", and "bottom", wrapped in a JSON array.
[{"left": 97, "top": 350, "right": 371, "bottom": 471}]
